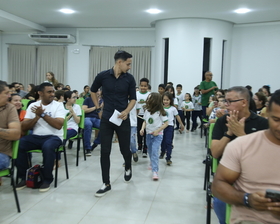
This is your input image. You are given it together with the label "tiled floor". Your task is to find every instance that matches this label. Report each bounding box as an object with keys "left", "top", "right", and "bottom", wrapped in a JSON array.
[{"left": 0, "top": 129, "right": 219, "bottom": 224}]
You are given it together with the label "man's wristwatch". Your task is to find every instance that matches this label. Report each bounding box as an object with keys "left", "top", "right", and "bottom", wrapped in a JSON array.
[
  {"left": 40, "top": 112, "right": 46, "bottom": 118},
  {"left": 224, "top": 132, "right": 235, "bottom": 140},
  {"left": 244, "top": 193, "right": 251, "bottom": 208}
]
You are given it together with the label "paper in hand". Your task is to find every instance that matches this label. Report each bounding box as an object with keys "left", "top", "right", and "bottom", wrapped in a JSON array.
[{"left": 109, "top": 109, "right": 123, "bottom": 126}]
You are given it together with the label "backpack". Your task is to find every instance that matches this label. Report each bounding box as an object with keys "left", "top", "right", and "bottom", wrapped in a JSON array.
[{"left": 26, "top": 164, "right": 44, "bottom": 189}]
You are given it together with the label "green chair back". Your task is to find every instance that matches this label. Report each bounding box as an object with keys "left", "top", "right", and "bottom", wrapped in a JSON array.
[
  {"left": 226, "top": 203, "right": 231, "bottom": 224},
  {"left": 21, "top": 99, "right": 30, "bottom": 110},
  {"left": 76, "top": 98, "right": 84, "bottom": 108}
]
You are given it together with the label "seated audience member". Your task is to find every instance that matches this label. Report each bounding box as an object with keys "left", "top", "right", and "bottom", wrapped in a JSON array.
[
  {"left": 11, "top": 82, "right": 27, "bottom": 98},
  {"left": 207, "top": 89, "right": 225, "bottom": 116},
  {"left": 9, "top": 94, "right": 26, "bottom": 121},
  {"left": 24, "top": 84, "right": 36, "bottom": 100},
  {"left": 65, "top": 85, "right": 71, "bottom": 91},
  {"left": 16, "top": 83, "right": 66, "bottom": 192},
  {"left": 55, "top": 90, "right": 65, "bottom": 102},
  {"left": 79, "top": 85, "right": 91, "bottom": 99},
  {"left": 253, "top": 92, "right": 267, "bottom": 115},
  {"left": 73, "top": 90, "right": 79, "bottom": 99},
  {"left": 82, "top": 93, "right": 101, "bottom": 156},
  {"left": 262, "top": 85, "right": 271, "bottom": 98},
  {"left": 56, "top": 83, "right": 64, "bottom": 90},
  {"left": 26, "top": 85, "right": 40, "bottom": 109},
  {"left": 0, "top": 81, "right": 21, "bottom": 171},
  {"left": 8, "top": 84, "right": 17, "bottom": 94},
  {"left": 208, "top": 95, "right": 227, "bottom": 123},
  {"left": 210, "top": 86, "right": 268, "bottom": 224},
  {"left": 212, "top": 89, "right": 280, "bottom": 224},
  {"left": 63, "top": 91, "right": 81, "bottom": 145},
  {"left": 245, "top": 85, "right": 253, "bottom": 97}
]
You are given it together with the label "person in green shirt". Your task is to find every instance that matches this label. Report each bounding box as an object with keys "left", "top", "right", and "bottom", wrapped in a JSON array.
[{"left": 200, "top": 71, "right": 218, "bottom": 119}]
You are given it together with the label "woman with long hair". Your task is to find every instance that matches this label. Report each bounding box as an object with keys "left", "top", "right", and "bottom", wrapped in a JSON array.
[{"left": 45, "top": 72, "right": 59, "bottom": 89}]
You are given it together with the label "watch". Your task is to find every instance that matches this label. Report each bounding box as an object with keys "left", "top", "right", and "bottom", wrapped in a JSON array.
[
  {"left": 224, "top": 132, "right": 235, "bottom": 140},
  {"left": 244, "top": 193, "right": 251, "bottom": 208},
  {"left": 40, "top": 112, "right": 46, "bottom": 118}
]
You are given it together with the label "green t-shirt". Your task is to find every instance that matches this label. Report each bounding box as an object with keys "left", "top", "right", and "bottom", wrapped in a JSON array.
[{"left": 200, "top": 81, "right": 218, "bottom": 106}]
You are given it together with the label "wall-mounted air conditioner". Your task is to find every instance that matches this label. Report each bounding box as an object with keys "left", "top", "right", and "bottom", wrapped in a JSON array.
[{"left": 28, "top": 34, "right": 76, "bottom": 43}]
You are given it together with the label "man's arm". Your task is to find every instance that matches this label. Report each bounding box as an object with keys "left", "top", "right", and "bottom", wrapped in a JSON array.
[
  {"left": 118, "top": 100, "right": 136, "bottom": 120},
  {"left": 42, "top": 116, "right": 64, "bottom": 130},
  {"left": 21, "top": 117, "right": 40, "bottom": 133},
  {"left": 82, "top": 104, "right": 97, "bottom": 114},
  {"left": 211, "top": 138, "right": 231, "bottom": 158},
  {"left": 91, "top": 92, "right": 99, "bottom": 109},
  {"left": 0, "top": 121, "right": 21, "bottom": 140},
  {"left": 201, "top": 86, "right": 217, "bottom": 94},
  {"left": 212, "top": 164, "right": 280, "bottom": 215}
]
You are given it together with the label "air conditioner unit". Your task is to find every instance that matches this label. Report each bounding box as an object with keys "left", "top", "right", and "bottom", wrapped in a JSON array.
[{"left": 28, "top": 34, "right": 76, "bottom": 43}]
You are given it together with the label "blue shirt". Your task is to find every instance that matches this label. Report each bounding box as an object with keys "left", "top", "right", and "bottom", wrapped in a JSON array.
[
  {"left": 83, "top": 97, "right": 99, "bottom": 119},
  {"left": 91, "top": 68, "right": 136, "bottom": 119}
]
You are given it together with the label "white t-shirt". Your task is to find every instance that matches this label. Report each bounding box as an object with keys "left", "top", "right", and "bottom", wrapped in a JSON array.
[
  {"left": 143, "top": 110, "right": 168, "bottom": 135},
  {"left": 64, "top": 104, "right": 82, "bottom": 132},
  {"left": 173, "top": 98, "right": 178, "bottom": 106},
  {"left": 129, "top": 103, "right": 137, "bottom": 127},
  {"left": 176, "top": 93, "right": 184, "bottom": 110},
  {"left": 136, "top": 91, "right": 150, "bottom": 115},
  {"left": 25, "top": 100, "right": 67, "bottom": 140},
  {"left": 164, "top": 106, "right": 178, "bottom": 126},
  {"left": 192, "top": 95, "right": 202, "bottom": 111},
  {"left": 181, "top": 101, "right": 194, "bottom": 110}
]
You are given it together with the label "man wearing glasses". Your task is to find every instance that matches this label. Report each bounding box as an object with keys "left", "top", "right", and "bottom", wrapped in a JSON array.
[
  {"left": 210, "top": 86, "right": 268, "bottom": 224},
  {"left": 200, "top": 71, "right": 218, "bottom": 119},
  {"left": 91, "top": 50, "right": 136, "bottom": 197}
]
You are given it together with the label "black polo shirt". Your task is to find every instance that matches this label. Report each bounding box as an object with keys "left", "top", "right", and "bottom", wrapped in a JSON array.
[
  {"left": 212, "top": 111, "right": 268, "bottom": 141},
  {"left": 91, "top": 68, "right": 136, "bottom": 120}
]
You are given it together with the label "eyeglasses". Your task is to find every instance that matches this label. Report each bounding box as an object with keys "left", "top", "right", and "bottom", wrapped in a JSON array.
[
  {"left": 225, "top": 99, "right": 244, "bottom": 105},
  {"left": 72, "top": 96, "right": 77, "bottom": 99}
]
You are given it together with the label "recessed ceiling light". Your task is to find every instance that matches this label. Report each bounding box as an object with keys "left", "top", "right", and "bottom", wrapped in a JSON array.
[
  {"left": 146, "top": 9, "right": 162, "bottom": 14},
  {"left": 234, "top": 8, "right": 251, "bottom": 14},
  {"left": 59, "top": 8, "right": 75, "bottom": 14}
]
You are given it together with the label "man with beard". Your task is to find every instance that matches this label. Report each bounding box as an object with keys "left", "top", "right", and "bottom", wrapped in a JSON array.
[{"left": 11, "top": 82, "right": 27, "bottom": 98}]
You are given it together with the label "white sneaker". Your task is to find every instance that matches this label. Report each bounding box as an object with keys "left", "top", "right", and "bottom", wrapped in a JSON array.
[{"left": 152, "top": 172, "right": 159, "bottom": 181}]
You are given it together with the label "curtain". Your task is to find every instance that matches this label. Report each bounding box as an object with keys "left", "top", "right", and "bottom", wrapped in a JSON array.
[
  {"left": 8, "top": 45, "right": 36, "bottom": 86},
  {"left": 89, "top": 46, "right": 151, "bottom": 86},
  {"left": 37, "top": 46, "right": 67, "bottom": 85}
]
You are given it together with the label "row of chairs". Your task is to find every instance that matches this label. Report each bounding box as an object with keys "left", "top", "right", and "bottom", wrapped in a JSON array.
[{"left": 203, "top": 123, "right": 231, "bottom": 224}]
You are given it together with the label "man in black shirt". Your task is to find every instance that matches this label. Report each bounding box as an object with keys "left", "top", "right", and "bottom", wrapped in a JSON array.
[
  {"left": 91, "top": 50, "right": 136, "bottom": 197},
  {"left": 210, "top": 86, "right": 268, "bottom": 224}
]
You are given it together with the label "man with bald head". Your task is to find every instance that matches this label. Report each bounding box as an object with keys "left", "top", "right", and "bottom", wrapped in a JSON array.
[{"left": 200, "top": 71, "right": 218, "bottom": 119}]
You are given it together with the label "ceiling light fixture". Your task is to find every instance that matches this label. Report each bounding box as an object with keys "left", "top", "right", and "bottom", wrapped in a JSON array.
[
  {"left": 146, "top": 9, "right": 162, "bottom": 14},
  {"left": 234, "top": 8, "right": 251, "bottom": 14},
  {"left": 59, "top": 8, "right": 75, "bottom": 14}
]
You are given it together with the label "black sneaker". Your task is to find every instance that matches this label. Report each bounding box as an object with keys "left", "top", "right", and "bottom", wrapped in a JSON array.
[
  {"left": 124, "top": 169, "right": 132, "bottom": 182},
  {"left": 142, "top": 152, "right": 147, "bottom": 158},
  {"left": 132, "top": 153, "right": 138, "bottom": 162},
  {"left": 16, "top": 180, "right": 26, "bottom": 190},
  {"left": 95, "top": 183, "right": 111, "bottom": 197},
  {"left": 159, "top": 152, "right": 165, "bottom": 159},
  {"left": 86, "top": 149, "right": 91, "bottom": 156},
  {"left": 39, "top": 182, "right": 50, "bottom": 192},
  {"left": 166, "top": 160, "right": 172, "bottom": 166},
  {"left": 68, "top": 140, "right": 73, "bottom": 149},
  {"left": 91, "top": 143, "right": 98, "bottom": 151}
]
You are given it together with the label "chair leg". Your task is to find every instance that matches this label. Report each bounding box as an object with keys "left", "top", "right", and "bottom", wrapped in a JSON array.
[
  {"left": 11, "top": 171, "right": 21, "bottom": 212},
  {"left": 63, "top": 146, "right": 69, "bottom": 179},
  {"left": 206, "top": 182, "right": 212, "bottom": 224},
  {"left": 204, "top": 154, "right": 211, "bottom": 191},
  {"left": 82, "top": 135, "right": 86, "bottom": 161},
  {"left": 55, "top": 151, "right": 59, "bottom": 188},
  {"left": 76, "top": 138, "right": 80, "bottom": 166}
]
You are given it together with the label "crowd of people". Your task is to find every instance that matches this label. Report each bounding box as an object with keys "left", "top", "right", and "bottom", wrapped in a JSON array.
[{"left": 0, "top": 50, "right": 279, "bottom": 223}]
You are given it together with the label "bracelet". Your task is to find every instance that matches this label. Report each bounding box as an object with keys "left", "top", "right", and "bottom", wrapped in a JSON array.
[{"left": 244, "top": 193, "right": 251, "bottom": 208}]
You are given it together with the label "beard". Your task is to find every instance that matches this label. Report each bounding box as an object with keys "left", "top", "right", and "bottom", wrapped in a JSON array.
[{"left": 16, "top": 88, "right": 20, "bottom": 93}]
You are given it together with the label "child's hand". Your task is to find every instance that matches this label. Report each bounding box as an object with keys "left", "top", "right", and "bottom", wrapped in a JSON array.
[
  {"left": 152, "top": 130, "right": 159, "bottom": 136},
  {"left": 180, "top": 125, "right": 184, "bottom": 133},
  {"left": 140, "top": 129, "right": 144, "bottom": 136}
]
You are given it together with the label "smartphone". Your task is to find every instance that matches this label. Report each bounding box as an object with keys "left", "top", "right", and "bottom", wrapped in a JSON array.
[{"left": 265, "top": 189, "right": 280, "bottom": 202}]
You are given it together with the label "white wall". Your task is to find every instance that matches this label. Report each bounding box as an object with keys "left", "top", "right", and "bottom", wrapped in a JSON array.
[
  {"left": 230, "top": 22, "right": 280, "bottom": 93},
  {"left": 154, "top": 18, "right": 233, "bottom": 93},
  {"left": 0, "top": 28, "right": 156, "bottom": 92}
]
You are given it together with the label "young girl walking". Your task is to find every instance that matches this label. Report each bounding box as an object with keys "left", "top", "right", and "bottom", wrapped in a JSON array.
[
  {"left": 160, "top": 92, "right": 184, "bottom": 165},
  {"left": 140, "top": 92, "right": 168, "bottom": 180},
  {"left": 181, "top": 93, "right": 194, "bottom": 133},
  {"left": 191, "top": 86, "right": 203, "bottom": 131}
]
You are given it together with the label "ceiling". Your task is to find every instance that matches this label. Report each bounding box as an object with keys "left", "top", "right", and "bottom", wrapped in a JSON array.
[{"left": 1, "top": 0, "right": 280, "bottom": 33}]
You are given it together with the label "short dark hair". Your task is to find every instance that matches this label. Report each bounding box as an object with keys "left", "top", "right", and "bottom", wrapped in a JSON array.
[
  {"left": 0, "top": 80, "right": 8, "bottom": 93},
  {"left": 73, "top": 90, "right": 78, "bottom": 93},
  {"left": 38, "top": 82, "right": 53, "bottom": 92},
  {"left": 167, "top": 82, "right": 173, "bottom": 86},
  {"left": 11, "top": 82, "right": 19, "bottom": 88},
  {"left": 114, "top": 50, "right": 132, "bottom": 61},
  {"left": 140, "top": 78, "right": 149, "bottom": 84},
  {"left": 55, "top": 90, "right": 65, "bottom": 100},
  {"left": 176, "top": 84, "right": 182, "bottom": 88},
  {"left": 64, "top": 91, "right": 73, "bottom": 102},
  {"left": 227, "top": 86, "right": 250, "bottom": 103},
  {"left": 262, "top": 85, "right": 271, "bottom": 96},
  {"left": 254, "top": 92, "right": 267, "bottom": 106},
  {"left": 268, "top": 89, "right": 280, "bottom": 110},
  {"left": 158, "top": 84, "right": 165, "bottom": 89}
]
